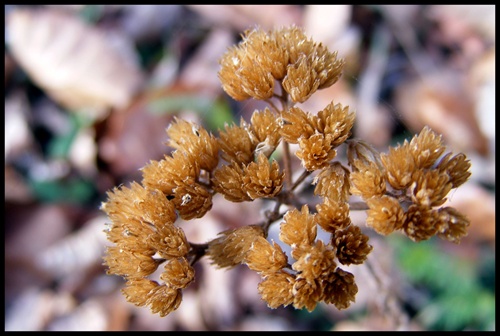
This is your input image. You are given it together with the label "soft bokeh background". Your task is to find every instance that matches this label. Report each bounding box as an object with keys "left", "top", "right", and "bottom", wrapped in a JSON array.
[{"left": 4, "top": 5, "right": 495, "bottom": 331}]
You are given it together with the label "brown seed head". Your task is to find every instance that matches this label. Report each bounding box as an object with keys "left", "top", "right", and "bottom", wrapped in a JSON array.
[
  {"left": 245, "top": 237, "right": 288, "bottom": 274},
  {"left": 257, "top": 270, "right": 295, "bottom": 309},
  {"left": 366, "top": 195, "right": 406, "bottom": 235},
  {"left": 315, "top": 198, "right": 351, "bottom": 233},
  {"left": 207, "top": 225, "right": 265, "bottom": 269},
  {"left": 331, "top": 225, "right": 373, "bottom": 266}
]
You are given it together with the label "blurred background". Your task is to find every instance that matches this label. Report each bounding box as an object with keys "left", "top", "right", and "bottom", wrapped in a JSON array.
[{"left": 4, "top": 5, "right": 495, "bottom": 331}]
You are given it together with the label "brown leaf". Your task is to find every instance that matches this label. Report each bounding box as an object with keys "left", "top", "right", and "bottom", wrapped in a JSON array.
[
  {"left": 7, "top": 8, "right": 144, "bottom": 118},
  {"left": 35, "top": 216, "right": 109, "bottom": 279},
  {"left": 187, "top": 5, "right": 302, "bottom": 32},
  {"left": 394, "top": 69, "right": 490, "bottom": 156},
  {"left": 97, "top": 90, "right": 175, "bottom": 179},
  {"left": 5, "top": 288, "right": 76, "bottom": 331},
  {"left": 444, "top": 182, "right": 495, "bottom": 245}
]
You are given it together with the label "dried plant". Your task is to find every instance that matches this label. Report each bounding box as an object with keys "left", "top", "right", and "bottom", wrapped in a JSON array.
[{"left": 101, "top": 25, "right": 471, "bottom": 318}]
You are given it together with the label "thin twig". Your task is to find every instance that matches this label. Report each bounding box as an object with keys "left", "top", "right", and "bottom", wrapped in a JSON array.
[
  {"left": 364, "top": 256, "right": 410, "bottom": 330},
  {"left": 349, "top": 201, "right": 369, "bottom": 211}
]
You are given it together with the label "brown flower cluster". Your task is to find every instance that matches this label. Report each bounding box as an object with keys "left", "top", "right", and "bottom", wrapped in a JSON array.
[
  {"left": 348, "top": 126, "right": 471, "bottom": 243},
  {"left": 101, "top": 182, "right": 192, "bottom": 317},
  {"left": 101, "top": 25, "right": 471, "bottom": 318}
]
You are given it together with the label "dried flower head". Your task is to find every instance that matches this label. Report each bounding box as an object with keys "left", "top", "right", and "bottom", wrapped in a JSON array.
[
  {"left": 313, "top": 162, "right": 351, "bottom": 202},
  {"left": 403, "top": 204, "right": 440, "bottom": 242},
  {"left": 146, "top": 284, "right": 183, "bottom": 317},
  {"left": 436, "top": 152, "right": 472, "bottom": 188},
  {"left": 297, "top": 133, "right": 337, "bottom": 171},
  {"left": 219, "top": 25, "right": 344, "bottom": 103},
  {"left": 257, "top": 271, "right": 295, "bottom": 309},
  {"left": 346, "top": 139, "right": 384, "bottom": 171},
  {"left": 166, "top": 118, "right": 219, "bottom": 171},
  {"left": 218, "top": 119, "right": 258, "bottom": 165},
  {"left": 279, "top": 205, "right": 317, "bottom": 259},
  {"left": 207, "top": 225, "right": 265, "bottom": 269},
  {"left": 366, "top": 195, "right": 406, "bottom": 235},
  {"left": 315, "top": 198, "right": 351, "bottom": 233},
  {"left": 279, "top": 106, "right": 316, "bottom": 144},
  {"left": 313, "top": 101, "right": 355, "bottom": 148},
  {"left": 349, "top": 159, "right": 387, "bottom": 199},
  {"left": 245, "top": 237, "right": 288, "bottom": 274},
  {"left": 293, "top": 240, "right": 337, "bottom": 281},
  {"left": 250, "top": 107, "right": 281, "bottom": 156},
  {"left": 211, "top": 161, "right": 252, "bottom": 202},
  {"left": 101, "top": 24, "right": 472, "bottom": 319},
  {"left": 322, "top": 268, "right": 358, "bottom": 310},
  {"left": 141, "top": 150, "right": 199, "bottom": 195},
  {"left": 242, "top": 153, "right": 284, "bottom": 199},
  {"left": 408, "top": 125, "right": 446, "bottom": 169},
  {"left": 331, "top": 225, "right": 372, "bottom": 266},
  {"left": 380, "top": 141, "right": 416, "bottom": 190},
  {"left": 436, "top": 207, "right": 470, "bottom": 243}
]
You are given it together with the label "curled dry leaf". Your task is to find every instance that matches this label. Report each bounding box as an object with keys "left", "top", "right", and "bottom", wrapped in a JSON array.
[
  {"left": 7, "top": 8, "right": 144, "bottom": 119},
  {"left": 35, "top": 216, "right": 109, "bottom": 279}
]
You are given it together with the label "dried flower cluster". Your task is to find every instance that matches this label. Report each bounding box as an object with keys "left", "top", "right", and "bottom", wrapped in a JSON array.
[{"left": 101, "top": 26, "right": 471, "bottom": 318}]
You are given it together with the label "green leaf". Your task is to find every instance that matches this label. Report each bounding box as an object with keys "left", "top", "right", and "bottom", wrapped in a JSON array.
[
  {"left": 29, "top": 178, "right": 95, "bottom": 204},
  {"left": 148, "top": 95, "right": 234, "bottom": 132}
]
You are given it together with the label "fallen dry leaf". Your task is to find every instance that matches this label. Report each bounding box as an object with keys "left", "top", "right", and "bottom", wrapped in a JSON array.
[
  {"left": 5, "top": 288, "right": 76, "bottom": 331},
  {"left": 393, "top": 68, "right": 490, "bottom": 156},
  {"left": 7, "top": 7, "right": 144, "bottom": 119},
  {"left": 187, "top": 5, "right": 302, "bottom": 32}
]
